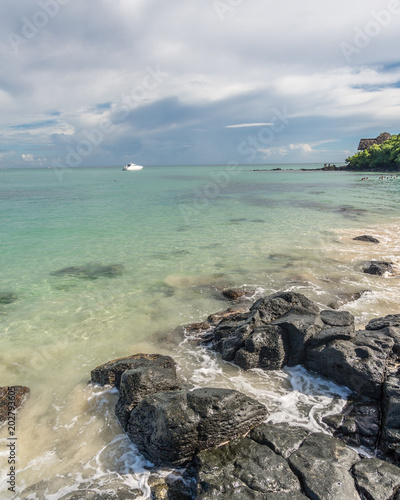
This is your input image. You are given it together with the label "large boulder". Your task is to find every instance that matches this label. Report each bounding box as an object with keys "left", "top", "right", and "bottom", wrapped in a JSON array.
[
  {"left": 115, "top": 365, "right": 181, "bottom": 430},
  {"left": 0, "top": 386, "right": 30, "bottom": 424},
  {"left": 90, "top": 354, "right": 176, "bottom": 389},
  {"left": 305, "top": 330, "right": 394, "bottom": 400},
  {"left": 126, "top": 388, "right": 267, "bottom": 466},
  {"left": 195, "top": 436, "right": 303, "bottom": 498},
  {"left": 288, "top": 433, "right": 361, "bottom": 500},
  {"left": 381, "top": 375, "right": 400, "bottom": 461}
]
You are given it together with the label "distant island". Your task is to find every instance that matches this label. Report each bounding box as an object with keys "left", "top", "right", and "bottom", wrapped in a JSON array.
[{"left": 345, "top": 132, "right": 400, "bottom": 171}]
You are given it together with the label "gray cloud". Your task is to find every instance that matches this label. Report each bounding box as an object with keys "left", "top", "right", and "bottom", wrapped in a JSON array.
[{"left": 0, "top": 0, "right": 399, "bottom": 167}]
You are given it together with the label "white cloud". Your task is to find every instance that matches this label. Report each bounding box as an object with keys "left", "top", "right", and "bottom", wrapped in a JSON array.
[{"left": 0, "top": 0, "right": 399, "bottom": 166}]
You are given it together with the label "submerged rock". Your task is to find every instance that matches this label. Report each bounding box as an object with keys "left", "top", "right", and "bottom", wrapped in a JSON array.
[
  {"left": 363, "top": 260, "right": 394, "bottom": 276},
  {"left": 127, "top": 388, "right": 267, "bottom": 466},
  {"left": 353, "top": 234, "right": 380, "bottom": 243},
  {"left": 0, "top": 386, "right": 30, "bottom": 424},
  {"left": 0, "top": 292, "right": 17, "bottom": 304},
  {"left": 327, "top": 290, "right": 370, "bottom": 310},
  {"left": 51, "top": 263, "right": 124, "bottom": 279}
]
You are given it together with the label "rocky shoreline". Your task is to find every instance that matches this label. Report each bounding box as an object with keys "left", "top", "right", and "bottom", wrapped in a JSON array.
[{"left": 85, "top": 289, "right": 400, "bottom": 499}]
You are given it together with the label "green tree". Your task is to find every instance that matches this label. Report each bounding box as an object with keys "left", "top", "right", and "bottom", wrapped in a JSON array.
[{"left": 346, "top": 134, "right": 400, "bottom": 171}]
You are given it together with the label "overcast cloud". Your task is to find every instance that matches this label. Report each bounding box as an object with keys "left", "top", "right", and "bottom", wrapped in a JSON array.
[{"left": 1, "top": 0, "right": 399, "bottom": 167}]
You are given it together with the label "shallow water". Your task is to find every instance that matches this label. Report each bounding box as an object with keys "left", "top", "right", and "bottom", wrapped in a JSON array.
[{"left": 1, "top": 165, "right": 399, "bottom": 497}]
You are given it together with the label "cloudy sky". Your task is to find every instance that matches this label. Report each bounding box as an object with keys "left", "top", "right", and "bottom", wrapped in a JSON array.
[{"left": 1, "top": 0, "right": 400, "bottom": 167}]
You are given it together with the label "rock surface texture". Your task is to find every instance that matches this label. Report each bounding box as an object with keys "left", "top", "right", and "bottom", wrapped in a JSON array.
[{"left": 0, "top": 385, "right": 30, "bottom": 424}]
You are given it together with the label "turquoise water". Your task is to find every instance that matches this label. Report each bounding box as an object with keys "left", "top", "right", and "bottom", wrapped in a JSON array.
[{"left": 1, "top": 165, "right": 400, "bottom": 497}]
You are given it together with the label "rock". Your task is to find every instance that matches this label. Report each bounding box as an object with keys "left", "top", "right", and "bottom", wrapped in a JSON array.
[
  {"left": 353, "top": 235, "right": 380, "bottom": 243},
  {"left": 221, "top": 288, "right": 252, "bottom": 301},
  {"left": 305, "top": 330, "right": 394, "bottom": 400},
  {"left": 320, "top": 309, "right": 354, "bottom": 327},
  {"left": 352, "top": 458, "right": 400, "bottom": 500},
  {"left": 51, "top": 263, "right": 124, "bottom": 279},
  {"left": 249, "top": 422, "right": 309, "bottom": 459},
  {"left": 127, "top": 388, "right": 267, "bottom": 466},
  {"left": 90, "top": 354, "right": 176, "bottom": 389},
  {"left": 363, "top": 261, "right": 394, "bottom": 276},
  {"left": 366, "top": 314, "right": 400, "bottom": 331},
  {"left": 206, "top": 292, "right": 325, "bottom": 369},
  {"left": 115, "top": 365, "right": 182, "bottom": 430},
  {"left": 327, "top": 290, "right": 370, "bottom": 310},
  {"left": 0, "top": 292, "right": 17, "bottom": 304},
  {"left": 288, "top": 433, "right": 360, "bottom": 500},
  {"left": 381, "top": 375, "right": 400, "bottom": 461},
  {"left": 0, "top": 386, "right": 30, "bottom": 424},
  {"left": 325, "top": 395, "right": 380, "bottom": 449},
  {"left": 195, "top": 437, "right": 302, "bottom": 497}
]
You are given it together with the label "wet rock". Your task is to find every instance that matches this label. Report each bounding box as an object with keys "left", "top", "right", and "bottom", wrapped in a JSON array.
[
  {"left": 366, "top": 314, "right": 400, "bottom": 331},
  {"left": 0, "top": 386, "right": 30, "bottom": 424},
  {"left": 249, "top": 422, "right": 309, "bottom": 459},
  {"left": 352, "top": 458, "right": 400, "bottom": 500},
  {"left": 325, "top": 395, "right": 380, "bottom": 449},
  {"left": 90, "top": 354, "right": 176, "bottom": 389},
  {"left": 206, "top": 292, "right": 324, "bottom": 369},
  {"left": 305, "top": 330, "right": 394, "bottom": 400},
  {"left": 51, "top": 263, "right": 124, "bottom": 279},
  {"left": 127, "top": 388, "right": 267, "bottom": 466},
  {"left": 195, "top": 437, "right": 302, "bottom": 497},
  {"left": 221, "top": 288, "right": 253, "bottom": 301},
  {"left": 320, "top": 309, "right": 354, "bottom": 327},
  {"left": 327, "top": 290, "right": 370, "bottom": 310},
  {"left": 288, "top": 433, "right": 360, "bottom": 500},
  {"left": 115, "top": 365, "right": 182, "bottom": 430},
  {"left": 353, "top": 235, "right": 380, "bottom": 243},
  {"left": 381, "top": 375, "right": 400, "bottom": 462},
  {"left": 363, "top": 260, "right": 394, "bottom": 276},
  {"left": 0, "top": 292, "right": 17, "bottom": 304}
]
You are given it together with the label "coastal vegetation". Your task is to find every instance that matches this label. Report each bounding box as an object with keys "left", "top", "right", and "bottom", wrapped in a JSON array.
[{"left": 346, "top": 133, "right": 400, "bottom": 171}]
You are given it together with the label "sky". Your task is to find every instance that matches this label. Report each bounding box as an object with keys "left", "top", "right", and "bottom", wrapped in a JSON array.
[{"left": 1, "top": 0, "right": 400, "bottom": 167}]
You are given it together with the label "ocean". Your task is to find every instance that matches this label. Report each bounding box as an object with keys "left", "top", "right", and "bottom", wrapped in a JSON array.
[{"left": 1, "top": 164, "right": 399, "bottom": 498}]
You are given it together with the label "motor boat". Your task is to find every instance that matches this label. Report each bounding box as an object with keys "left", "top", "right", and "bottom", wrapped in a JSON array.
[{"left": 122, "top": 163, "right": 143, "bottom": 171}]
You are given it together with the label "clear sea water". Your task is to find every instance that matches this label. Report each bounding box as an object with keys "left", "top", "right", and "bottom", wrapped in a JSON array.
[{"left": 1, "top": 164, "right": 399, "bottom": 498}]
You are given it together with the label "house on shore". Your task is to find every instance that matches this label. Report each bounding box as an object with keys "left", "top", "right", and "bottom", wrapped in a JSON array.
[{"left": 358, "top": 132, "right": 392, "bottom": 150}]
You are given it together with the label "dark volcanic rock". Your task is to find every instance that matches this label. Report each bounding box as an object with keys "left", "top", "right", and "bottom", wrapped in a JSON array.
[
  {"left": 206, "top": 292, "right": 325, "bottom": 369},
  {"left": 353, "top": 234, "right": 380, "bottom": 243},
  {"left": 288, "top": 433, "right": 360, "bottom": 500},
  {"left": 221, "top": 288, "right": 252, "bottom": 301},
  {"left": 382, "top": 375, "right": 400, "bottom": 461},
  {"left": 249, "top": 422, "right": 309, "bottom": 459},
  {"left": 352, "top": 458, "right": 400, "bottom": 500},
  {"left": 0, "top": 292, "right": 17, "bottom": 304},
  {"left": 0, "top": 386, "right": 30, "bottom": 424},
  {"left": 115, "top": 365, "right": 182, "bottom": 430},
  {"left": 363, "top": 260, "right": 394, "bottom": 276},
  {"left": 366, "top": 314, "right": 400, "bottom": 331},
  {"left": 90, "top": 354, "right": 176, "bottom": 389},
  {"left": 305, "top": 330, "right": 394, "bottom": 400},
  {"left": 325, "top": 395, "right": 380, "bottom": 449},
  {"left": 127, "top": 388, "right": 267, "bottom": 466},
  {"left": 195, "top": 437, "right": 302, "bottom": 497},
  {"left": 51, "top": 263, "right": 124, "bottom": 279}
]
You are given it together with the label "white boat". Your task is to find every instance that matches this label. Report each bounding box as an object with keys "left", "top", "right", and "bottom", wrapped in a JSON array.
[{"left": 122, "top": 163, "right": 143, "bottom": 171}]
